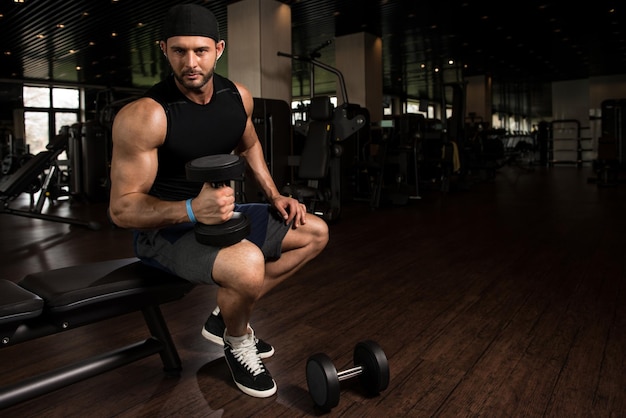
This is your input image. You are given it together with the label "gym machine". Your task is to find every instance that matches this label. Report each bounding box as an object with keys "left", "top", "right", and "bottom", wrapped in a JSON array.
[
  {"left": 0, "top": 126, "right": 100, "bottom": 230},
  {"left": 370, "top": 114, "right": 424, "bottom": 208},
  {"left": 277, "top": 45, "right": 369, "bottom": 221},
  {"left": 588, "top": 99, "right": 626, "bottom": 186}
]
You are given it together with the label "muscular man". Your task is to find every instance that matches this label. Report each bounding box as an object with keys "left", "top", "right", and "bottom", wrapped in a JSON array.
[{"left": 108, "top": 4, "right": 329, "bottom": 398}]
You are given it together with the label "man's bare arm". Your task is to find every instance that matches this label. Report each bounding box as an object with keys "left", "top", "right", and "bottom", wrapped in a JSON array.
[
  {"left": 234, "top": 83, "right": 307, "bottom": 226},
  {"left": 234, "top": 84, "right": 282, "bottom": 201},
  {"left": 108, "top": 98, "right": 189, "bottom": 229}
]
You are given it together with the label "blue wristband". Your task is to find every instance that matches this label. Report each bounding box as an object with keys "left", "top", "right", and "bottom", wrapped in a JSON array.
[{"left": 186, "top": 198, "right": 197, "bottom": 224}]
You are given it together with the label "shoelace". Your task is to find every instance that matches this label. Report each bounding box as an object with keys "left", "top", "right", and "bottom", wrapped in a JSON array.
[{"left": 229, "top": 338, "right": 266, "bottom": 376}]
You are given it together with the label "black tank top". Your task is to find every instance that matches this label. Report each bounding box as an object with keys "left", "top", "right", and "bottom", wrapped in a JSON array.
[{"left": 143, "top": 73, "right": 247, "bottom": 201}]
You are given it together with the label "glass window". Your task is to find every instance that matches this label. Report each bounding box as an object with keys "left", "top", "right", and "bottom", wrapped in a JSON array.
[
  {"left": 22, "top": 85, "right": 80, "bottom": 155},
  {"left": 55, "top": 112, "right": 78, "bottom": 133},
  {"left": 23, "top": 86, "right": 50, "bottom": 108},
  {"left": 24, "top": 111, "right": 49, "bottom": 154},
  {"left": 407, "top": 101, "right": 430, "bottom": 118},
  {"left": 53, "top": 88, "right": 79, "bottom": 109}
]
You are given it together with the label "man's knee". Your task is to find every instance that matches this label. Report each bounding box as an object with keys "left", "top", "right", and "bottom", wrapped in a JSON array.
[
  {"left": 309, "top": 215, "right": 329, "bottom": 249},
  {"left": 214, "top": 242, "right": 266, "bottom": 291},
  {"left": 296, "top": 215, "right": 329, "bottom": 256}
]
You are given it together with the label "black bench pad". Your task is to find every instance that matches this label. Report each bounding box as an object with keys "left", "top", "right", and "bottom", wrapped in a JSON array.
[
  {"left": 19, "top": 258, "right": 192, "bottom": 312},
  {"left": 1, "top": 258, "right": 194, "bottom": 345},
  {"left": 0, "top": 281, "right": 43, "bottom": 326},
  {"left": 0, "top": 258, "right": 195, "bottom": 409}
]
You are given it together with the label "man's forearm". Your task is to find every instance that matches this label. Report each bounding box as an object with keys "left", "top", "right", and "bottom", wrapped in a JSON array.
[{"left": 109, "top": 194, "right": 189, "bottom": 229}]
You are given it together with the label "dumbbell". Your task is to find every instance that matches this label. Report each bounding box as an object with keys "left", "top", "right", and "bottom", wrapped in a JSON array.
[
  {"left": 305, "top": 340, "right": 390, "bottom": 410},
  {"left": 185, "top": 154, "right": 250, "bottom": 247}
]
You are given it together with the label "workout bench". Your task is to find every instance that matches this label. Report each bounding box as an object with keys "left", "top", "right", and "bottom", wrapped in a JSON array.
[{"left": 0, "top": 258, "right": 195, "bottom": 409}]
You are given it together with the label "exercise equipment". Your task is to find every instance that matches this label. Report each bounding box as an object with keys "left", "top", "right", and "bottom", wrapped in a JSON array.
[
  {"left": 69, "top": 121, "right": 111, "bottom": 202},
  {"left": 589, "top": 135, "right": 624, "bottom": 186},
  {"left": 246, "top": 98, "right": 292, "bottom": 203},
  {"left": 305, "top": 340, "right": 389, "bottom": 410},
  {"left": 277, "top": 46, "right": 369, "bottom": 222},
  {"left": 185, "top": 154, "right": 250, "bottom": 246},
  {"left": 282, "top": 95, "right": 341, "bottom": 220},
  {"left": 0, "top": 127, "right": 100, "bottom": 230},
  {"left": 369, "top": 114, "right": 424, "bottom": 208},
  {"left": 0, "top": 258, "right": 195, "bottom": 409},
  {"left": 587, "top": 99, "right": 626, "bottom": 186},
  {"left": 547, "top": 119, "right": 587, "bottom": 167}
]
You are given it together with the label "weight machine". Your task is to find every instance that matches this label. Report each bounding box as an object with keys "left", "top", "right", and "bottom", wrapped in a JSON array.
[
  {"left": 277, "top": 43, "right": 369, "bottom": 221},
  {"left": 0, "top": 126, "right": 100, "bottom": 230}
]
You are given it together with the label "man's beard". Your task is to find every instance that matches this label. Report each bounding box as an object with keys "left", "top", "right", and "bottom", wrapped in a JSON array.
[{"left": 174, "top": 67, "right": 214, "bottom": 91}]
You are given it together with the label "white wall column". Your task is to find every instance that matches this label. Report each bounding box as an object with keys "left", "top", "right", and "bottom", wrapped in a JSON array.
[
  {"left": 227, "top": 0, "right": 291, "bottom": 103},
  {"left": 334, "top": 32, "right": 383, "bottom": 124}
]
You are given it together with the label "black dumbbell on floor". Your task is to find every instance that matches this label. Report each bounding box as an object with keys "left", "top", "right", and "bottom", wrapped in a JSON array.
[
  {"left": 185, "top": 154, "right": 250, "bottom": 247},
  {"left": 305, "top": 340, "right": 390, "bottom": 410}
]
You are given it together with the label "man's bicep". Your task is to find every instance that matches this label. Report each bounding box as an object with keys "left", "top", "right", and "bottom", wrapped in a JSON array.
[
  {"left": 110, "top": 102, "right": 163, "bottom": 197},
  {"left": 110, "top": 145, "right": 157, "bottom": 196}
]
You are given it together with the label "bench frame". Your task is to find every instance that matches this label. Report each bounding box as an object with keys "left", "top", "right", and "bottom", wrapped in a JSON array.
[{"left": 0, "top": 258, "right": 195, "bottom": 409}]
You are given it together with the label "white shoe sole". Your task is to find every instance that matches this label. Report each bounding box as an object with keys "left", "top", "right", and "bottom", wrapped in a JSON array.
[
  {"left": 201, "top": 327, "right": 224, "bottom": 345},
  {"left": 225, "top": 361, "right": 277, "bottom": 398}
]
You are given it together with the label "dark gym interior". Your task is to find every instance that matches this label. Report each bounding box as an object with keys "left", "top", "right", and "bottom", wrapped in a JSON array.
[{"left": 1, "top": 1, "right": 626, "bottom": 416}]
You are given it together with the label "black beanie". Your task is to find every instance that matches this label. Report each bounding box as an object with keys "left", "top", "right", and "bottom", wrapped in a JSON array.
[{"left": 162, "top": 4, "right": 220, "bottom": 41}]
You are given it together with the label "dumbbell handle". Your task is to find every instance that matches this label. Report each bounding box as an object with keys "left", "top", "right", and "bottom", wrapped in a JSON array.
[
  {"left": 337, "top": 365, "right": 364, "bottom": 381},
  {"left": 210, "top": 180, "right": 229, "bottom": 188}
]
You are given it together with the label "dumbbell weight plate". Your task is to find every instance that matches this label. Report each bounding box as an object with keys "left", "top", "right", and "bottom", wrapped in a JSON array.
[
  {"left": 194, "top": 212, "right": 250, "bottom": 247},
  {"left": 185, "top": 154, "right": 245, "bottom": 183},
  {"left": 353, "top": 340, "right": 390, "bottom": 395},
  {"left": 306, "top": 353, "right": 340, "bottom": 410}
]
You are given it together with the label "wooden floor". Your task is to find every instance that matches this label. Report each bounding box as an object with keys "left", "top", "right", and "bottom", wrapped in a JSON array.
[{"left": 1, "top": 164, "right": 625, "bottom": 417}]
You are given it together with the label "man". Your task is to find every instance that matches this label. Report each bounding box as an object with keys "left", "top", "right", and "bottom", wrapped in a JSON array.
[{"left": 108, "top": 4, "right": 329, "bottom": 398}]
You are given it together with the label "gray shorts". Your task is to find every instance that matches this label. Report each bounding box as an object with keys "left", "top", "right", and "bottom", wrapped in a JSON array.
[{"left": 133, "top": 203, "right": 290, "bottom": 284}]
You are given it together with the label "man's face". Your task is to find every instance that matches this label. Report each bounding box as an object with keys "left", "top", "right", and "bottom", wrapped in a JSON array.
[{"left": 161, "top": 36, "right": 224, "bottom": 92}]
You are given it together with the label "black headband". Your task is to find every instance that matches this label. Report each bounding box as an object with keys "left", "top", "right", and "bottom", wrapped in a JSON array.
[{"left": 162, "top": 4, "right": 220, "bottom": 41}]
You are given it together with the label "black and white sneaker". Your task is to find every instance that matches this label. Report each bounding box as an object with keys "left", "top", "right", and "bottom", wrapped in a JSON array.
[
  {"left": 224, "top": 332, "right": 277, "bottom": 398},
  {"left": 201, "top": 309, "right": 275, "bottom": 358}
]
